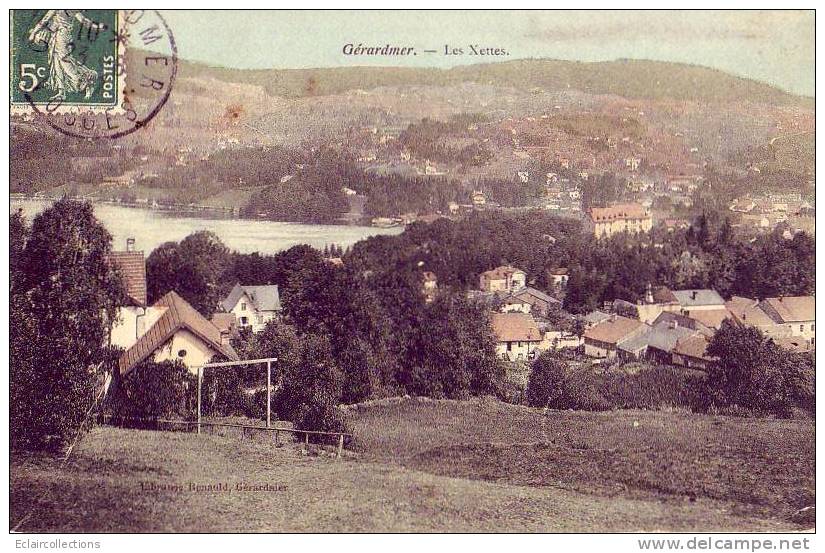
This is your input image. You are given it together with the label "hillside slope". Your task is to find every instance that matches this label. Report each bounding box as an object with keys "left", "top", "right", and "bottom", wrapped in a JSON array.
[{"left": 177, "top": 57, "right": 813, "bottom": 107}]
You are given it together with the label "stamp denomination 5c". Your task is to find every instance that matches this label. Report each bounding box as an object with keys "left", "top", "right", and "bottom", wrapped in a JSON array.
[{"left": 10, "top": 9, "right": 177, "bottom": 140}]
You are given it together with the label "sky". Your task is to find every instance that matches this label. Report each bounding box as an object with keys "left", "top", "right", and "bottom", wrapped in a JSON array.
[{"left": 159, "top": 10, "right": 814, "bottom": 96}]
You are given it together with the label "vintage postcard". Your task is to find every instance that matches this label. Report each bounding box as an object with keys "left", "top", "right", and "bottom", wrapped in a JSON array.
[{"left": 8, "top": 8, "right": 815, "bottom": 541}]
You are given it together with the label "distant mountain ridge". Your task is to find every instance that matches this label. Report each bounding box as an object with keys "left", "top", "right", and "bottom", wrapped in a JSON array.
[{"left": 175, "top": 56, "right": 813, "bottom": 107}]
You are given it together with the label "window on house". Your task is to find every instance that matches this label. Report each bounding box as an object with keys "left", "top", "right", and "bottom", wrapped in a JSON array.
[
  {"left": 240, "top": 316, "right": 249, "bottom": 325},
  {"left": 812, "top": 324, "right": 815, "bottom": 331},
  {"left": 240, "top": 302, "right": 247, "bottom": 311},
  {"left": 800, "top": 324, "right": 804, "bottom": 332},
  {"left": 177, "top": 349, "right": 187, "bottom": 358}
]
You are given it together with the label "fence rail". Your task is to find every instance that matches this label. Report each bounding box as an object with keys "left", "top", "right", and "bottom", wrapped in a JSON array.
[{"left": 98, "top": 415, "right": 352, "bottom": 457}]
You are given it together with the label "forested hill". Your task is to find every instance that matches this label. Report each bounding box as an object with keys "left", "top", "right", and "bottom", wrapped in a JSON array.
[{"left": 177, "top": 57, "right": 812, "bottom": 107}]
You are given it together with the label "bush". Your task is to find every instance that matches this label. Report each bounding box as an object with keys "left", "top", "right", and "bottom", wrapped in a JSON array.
[
  {"left": 114, "top": 360, "right": 195, "bottom": 420},
  {"left": 598, "top": 365, "right": 706, "bottom": 410},
  {"left": 526, "top": 353, "right": 565, "bottom": 407},
  {"left": 705, "top": 320, "right": 815, "bottom": 417},
  {"left": 526, "top": 353, "right": 611, "bottom": 410},
  {"left": 201, "top": 366, "right": 251, "bottom": 417}
]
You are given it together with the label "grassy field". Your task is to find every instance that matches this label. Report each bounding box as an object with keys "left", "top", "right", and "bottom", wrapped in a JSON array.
[
  {"left": 347, "top": 397, "right": 815, "bottom": 527},
  {"left": 10, "top": 398, "right": 813, "bottom": 532}
]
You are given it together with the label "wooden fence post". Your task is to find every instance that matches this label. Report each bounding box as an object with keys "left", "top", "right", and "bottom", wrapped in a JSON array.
[
  {"left": 196, "top": 366, "right": 202, "bottom": 435},
  {"left": 266, "top": 360, "right": 271, "bottom": 429},
  {"left": 337, "top": 434, "right": 344, "bottom": 460}
]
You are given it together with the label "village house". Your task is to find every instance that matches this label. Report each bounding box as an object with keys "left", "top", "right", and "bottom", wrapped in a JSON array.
[
  {"left": 220, "top": 283, "right": 282, "bottom": 333},
  {"left": 549, "top": 268, "right": 569, "bottom": 288},
  {"left": 652, "top": 311, "right": 714, "bottom": 337},
  {"left": 585, "top": 203, "right": 653, "bottom": 239},
  {"left": 759, "top": 296, "right": 815, "bottom": 347},
  {"left": 672, "top": 289, "right": 725, "bottom": 315},
  {"left": 670, "top": 289, "right": 730, "bottom": 330},
  {"left": 479, "top": 266, "right": 527, "bottom": 293},
  {"left": 725, "top": 296, "right": 788, "bottom": 340},
  {"left": 118, "top": 291, "right": 239, "bottom": 377},
  {"left": 507, "top": 287, "right": 560, "bottom": 317},
  {"left": 583, "top": 315, "right": 648, "bottom": 359},
  {"left": 671, "top": 334, "right": 713, "bottom": 370},
  {"left": 618, "top": 319, "right": 701, "bottom": 362},
  {"left": 108, "top": 238, "right": 149, "bottom": 350},
  {"left": 421, "top": 271, "right": 438, "bottom": 303},
  {"left": 491, "top": 312, "right": 543, "bottom": 361}
]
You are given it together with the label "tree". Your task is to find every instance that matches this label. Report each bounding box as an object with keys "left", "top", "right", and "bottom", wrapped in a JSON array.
[
  {"left": 705, "top": 319, "right": 813, "bottom": 416},
  {"left": 402, "top": 293, "right": 504, "bottom": 399},
  {"left": 114, "top": 360, "right": 194, "bottom": 420},
  {"left": 276, "top": 334, "right": 347, "bottom": 435},
  {"left": 146, "top": 231, "right": 232, "bottom": 315},
  {"left": 526, "top": 353, "right": 567, "bottom": 407},
  {"left": 10, "top": 209, "right": 27, "bottom": 294},
  {"left": 11, "top": 199, "right": 125, "bottom": 450}
]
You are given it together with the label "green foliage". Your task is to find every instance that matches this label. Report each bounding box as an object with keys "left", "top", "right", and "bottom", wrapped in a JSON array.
[
  {"left": 526, "top": 353, "right": 567, "bottom": 408},
  {"left": 202, "top": 366, "right": 251, "bottom": 417},
  {"left": 705, "top": 319, "right": 814, "bottom": 416},
  {"left": 403, "top": 294, "right": 505, "bottom": 399},
  {"left": 146, "top": 231, "right": 232, "bottom": 315},
  {"left": 275, "top": 334, "right": 348, "bottom": 435},
  {"left": 10, "top": 199, "right": 125, "bottom": 451},
  {"left": 399, "top": 115, "right": 491, "bottom": 166},
  {"left": 114, "top": 360, "right": 195, "bottom": 420}
]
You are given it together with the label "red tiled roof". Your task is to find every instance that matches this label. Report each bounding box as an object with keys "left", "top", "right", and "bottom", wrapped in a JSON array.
[
  {"left": 108, "top": 251, "right": 147, "bottom": 306},
  {"left": 672, "top": 334, "right": 712, "bottom": 361},
  {"left": 210, "top": 312, "right": 237, "bottom": 334},
  {"left": 583, "top": 315, "right": 645, "bottom": 345},
  {"left": 481, "top": 265, "right": 525, "bottom": 280},
  {"left": 119, "top": 291, "right": 238, "bottom": 376},
  {"left": 491, "top": 313, "right": 542, "bottom": 342},
  {"left": 725, "top": 297, "right": 777, "bottom": 327},
  {"left": 588, "top": 203, "right": 649, "bottom": 223},
  {"left": 762, "top": 296, "right": 815, "bottom": 323},
  {"left": 687, "top": 309, "right": 732, "bottom": 330}
]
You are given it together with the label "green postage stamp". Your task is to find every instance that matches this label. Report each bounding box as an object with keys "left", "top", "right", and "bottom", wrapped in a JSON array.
[{"left": 10, "top": 10, "right": 121, "bottom": 110}]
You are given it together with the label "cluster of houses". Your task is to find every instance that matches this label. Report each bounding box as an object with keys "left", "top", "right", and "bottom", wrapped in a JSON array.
[
  {"left": 476, "top": 262, "right": 815, "bottom": 370},
  {"left": 107, "top": 239, "right": 282, "bottom": 377},
  {"left": 107, "top": 237, "right": 813, "bottom": 385},
  {"left": 729, "top": 191, "right": 815, "bottom": 237},
  {"left": 582, "top": 288, "right": 814, "bottom": 368}
]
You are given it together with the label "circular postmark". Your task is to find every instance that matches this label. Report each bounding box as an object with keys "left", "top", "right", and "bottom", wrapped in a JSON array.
[{"left": 19, "top": 9, "right": 177, "bottom": 139}]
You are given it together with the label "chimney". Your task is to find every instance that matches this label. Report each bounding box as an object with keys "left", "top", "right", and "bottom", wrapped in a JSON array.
[
  {"left": 645, "top": 283, "right": 654, "bottom": 304},
  {"left": 220, "top": 330, "right": 230, "bottom": 347},
  {"left": 126, "top": 237, "right": 135, "bottom": 252}
]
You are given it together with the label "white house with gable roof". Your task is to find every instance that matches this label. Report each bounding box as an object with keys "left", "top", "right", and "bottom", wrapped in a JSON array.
[{"left": 221, "top": 283, "right": 282, "bottom": 333}]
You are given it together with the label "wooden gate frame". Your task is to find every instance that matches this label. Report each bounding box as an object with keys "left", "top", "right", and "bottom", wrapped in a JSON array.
[{"left": 193, "top": 357, "right": 279, "bottom": 433}]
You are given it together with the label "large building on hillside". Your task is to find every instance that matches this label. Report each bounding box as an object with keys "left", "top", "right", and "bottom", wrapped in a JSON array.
[{"left": 586, "top": 203, "right": 652, "bottom": 239}]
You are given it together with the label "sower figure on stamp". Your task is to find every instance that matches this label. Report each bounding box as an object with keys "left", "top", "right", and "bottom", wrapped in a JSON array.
[{"left": 27, "top": 10, "right": 107, "bottom": 101}]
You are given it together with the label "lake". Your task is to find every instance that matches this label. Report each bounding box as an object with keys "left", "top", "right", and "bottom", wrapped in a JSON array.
[{"left": 10, "top": 199, "right": 404, "bottom": 255}]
